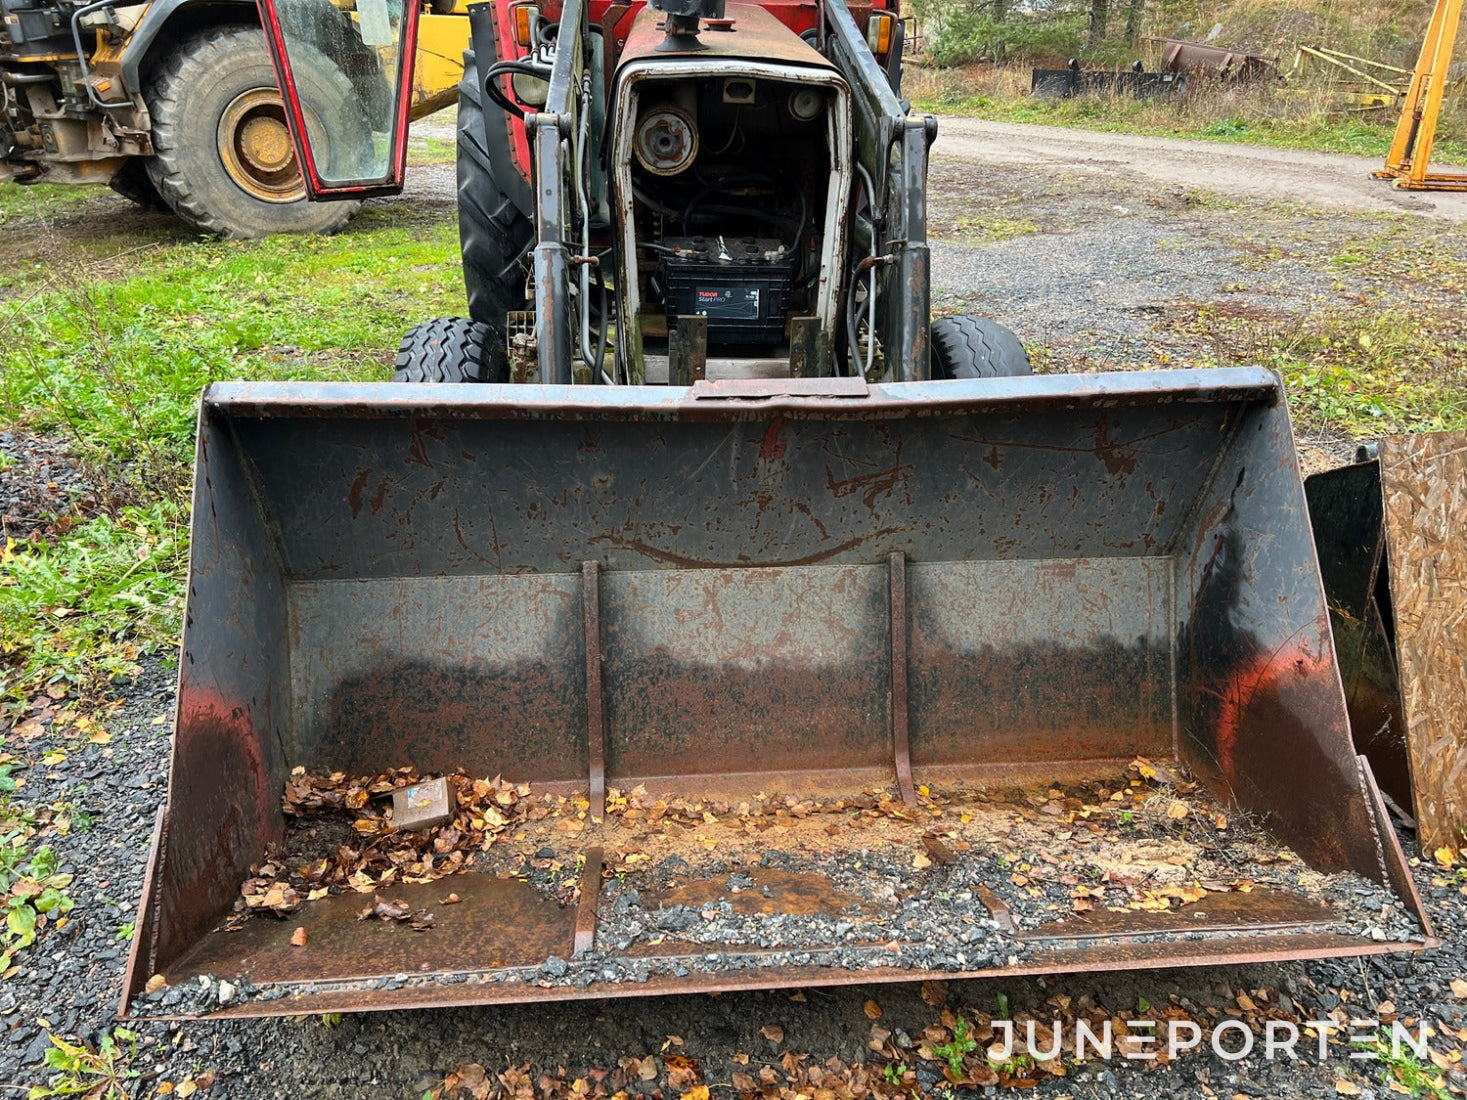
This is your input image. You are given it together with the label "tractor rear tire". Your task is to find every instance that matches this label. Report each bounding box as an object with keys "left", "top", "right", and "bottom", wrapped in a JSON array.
[
  {"left": 457, "top": 46, "right": 535, "bottom": 330},
  {"left": 145, "top": 27, "right": 363, "bottom": 238},
  {"left": 930, "top": 315, "right": 1031, "bottom": 380},
  {"left": 394, "top": 317, "right": 507, "bottom": 383}
]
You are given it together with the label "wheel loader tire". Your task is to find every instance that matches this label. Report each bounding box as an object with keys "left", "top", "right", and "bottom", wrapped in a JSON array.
[
  {"left": 108, "top": 158, "right": 168, "bottom": 211},
  {"left": 930, "top": 315, "right": 1031, "bottom": 380},
  {"left": 458, "top": 45, "right": 535, "bottom": 330},
  {"left": 394, "top": 317, "right": 508, "bottom": 383},
  {"left": 144, "top": 27, "right": 363, "bottom": 239}
]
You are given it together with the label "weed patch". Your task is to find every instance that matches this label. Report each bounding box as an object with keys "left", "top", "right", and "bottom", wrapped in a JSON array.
[{"left": 28, "top": 1027, "right": 139, "bottom": 1099}]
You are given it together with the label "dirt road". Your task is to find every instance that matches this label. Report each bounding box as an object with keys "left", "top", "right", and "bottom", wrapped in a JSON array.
[{"left": 931, "top": 116, "right": 1467, "bottom": 222}]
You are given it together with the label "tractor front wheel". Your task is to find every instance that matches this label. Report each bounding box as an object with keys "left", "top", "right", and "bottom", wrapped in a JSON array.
[
  {"left": 395, "top": 317, "right": 506, "bottom": 383},
  {"left": 930, "top": 315, "right": 1031, "bottom": 380},
  {"left": 145, "top": 27, "right": 363, "bottom": 238}
]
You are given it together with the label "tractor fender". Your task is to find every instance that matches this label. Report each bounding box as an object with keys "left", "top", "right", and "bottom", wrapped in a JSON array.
[{"left": 118, "top": 0, "right": 257, "bottom": 90}]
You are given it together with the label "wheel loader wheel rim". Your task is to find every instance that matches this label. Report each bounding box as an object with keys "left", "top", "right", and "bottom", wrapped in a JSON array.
[{"left": 218, "top": 89, "right": 306, "bottom": 204}]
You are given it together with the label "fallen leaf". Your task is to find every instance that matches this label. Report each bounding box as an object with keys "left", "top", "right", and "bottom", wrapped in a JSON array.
[
  {"left": 731, "top": 1072, "right": 756, "bottom": 1091},
  {"left": 665, "top": 1054, "right": 700, "bottom": 1089},
  {"left": 157, "top": 1084, "right": 175, "bottom": 1095},
  {"left": 457, "top": 1063, "right": 491, "bottom": 1100},
  {"left": 920, "top": 980, "right": 949, "bottom": 1007},
  {"left": 789, "top": 991, "right": 807, "bottom": 1003},
  {"left": 760, "top": 1024, "right": 785, "bottom": 1043},
  {"left": 682, "top": 1087, "right": 710, "bottom": 1100},
  {"left": 1335, "top": 1081, "right": 1362, "bottom": 1096},
  {"left": 921, "top": 834, "right": 955, "bottom": 865},
  {"left": 1451, "top": 979, "right": 1467, "bottom": 999},
  {"left": 1167, "top": 802, "right": 1189, "bottom": 819},
  {"left": 863, "top": 999, "right": 883, "bottom": 1020},
  {"left": 290, "top": 927, "right": 308, "bottom": 947},
  {"left": 442, "top": 893, "right": 462, "bottom": 905},
  {"left": 176, "top": 1081, "right": 198, "bottom": 1099},
  {"left": 912, "top": 852, "right": 932, "bottom": 871},
  {"left": 145, "top": 974, "right": 168, "bottom": 994}
]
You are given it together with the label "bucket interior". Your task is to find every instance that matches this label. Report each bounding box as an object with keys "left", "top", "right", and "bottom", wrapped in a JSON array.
[{"left": 126, "top": 373, "right": 1429, "bottom": 1016}]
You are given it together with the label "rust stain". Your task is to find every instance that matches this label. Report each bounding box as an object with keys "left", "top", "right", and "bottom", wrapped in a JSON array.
[
  {"left": 347, "top": 469, "right": 371, "bottom": 520},
  {"left": 1093, "top": 419, "right": 1140, "bottom": 477},
  {"left": 369, "top": 478, "right": 391, "bottom": 516},
  {"left": 1213, "top": 640, "right": 1332, "bottom": 790},
  {"left": 824, "top": 445, "right": 912, "bottom": 510},
  {"left": 759, "top": 416, "right": 789, "bottom": 462}
]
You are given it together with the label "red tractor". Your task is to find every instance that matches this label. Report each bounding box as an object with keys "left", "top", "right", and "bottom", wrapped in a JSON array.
[{"left": 257, "top": 0, "right": 1029, "bottom": 383}]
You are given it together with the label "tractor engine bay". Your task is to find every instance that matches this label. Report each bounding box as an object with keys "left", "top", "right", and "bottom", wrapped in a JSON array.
[{"left": 610, "top": 19, "right": 853, "bottom": 379}]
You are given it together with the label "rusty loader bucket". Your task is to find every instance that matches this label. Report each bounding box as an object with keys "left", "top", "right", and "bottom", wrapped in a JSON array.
[{"left": 123, "top": 368, "right": 1433, "bottom": 1018}]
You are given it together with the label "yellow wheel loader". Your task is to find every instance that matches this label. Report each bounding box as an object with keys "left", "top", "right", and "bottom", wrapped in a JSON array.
[{"left": 0, "top": 0, "right": 468, "bottom": 235}]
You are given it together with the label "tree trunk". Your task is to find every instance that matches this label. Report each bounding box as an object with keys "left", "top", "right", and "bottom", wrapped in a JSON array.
[
  {"left": 1125, "top": 0, "right": 1144, "bottom": 42},
  {"left": 992, "top": 0, "right": 1007, "bottom": 23},
  {"left": 1088, "top": 0, "right": 1109, "bottom": 44}
]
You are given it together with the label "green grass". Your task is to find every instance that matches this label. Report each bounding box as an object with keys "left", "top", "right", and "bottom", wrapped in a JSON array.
[
  {"left": 0, "top": 183, "right": 109, "bottom": 225},
  {"left": 1171, "top": 300, "right": 1467, "bottom": 437},
  {"left": 0, "top": 203, "right": 465, "bottom": 705},
  {"left": 407, "top": 133, "right": 458, "bottom": 166},
  {"left": 932, "top": 213, "right": 1038, "bottom": 244}
]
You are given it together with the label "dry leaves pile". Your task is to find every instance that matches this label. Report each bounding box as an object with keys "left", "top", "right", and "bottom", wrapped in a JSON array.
[{"left": 239, "top": 767, "right": 537, "bottom": 917}]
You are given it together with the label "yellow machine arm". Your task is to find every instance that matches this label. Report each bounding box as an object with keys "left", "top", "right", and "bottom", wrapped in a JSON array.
[{"left": 1375, "top": 0, "right": 1467, "bottom": 190}]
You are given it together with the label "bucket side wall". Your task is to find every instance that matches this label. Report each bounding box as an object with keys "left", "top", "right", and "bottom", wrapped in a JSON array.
[
  {"left": 151, "top": 408, "right": 292, "bottom": 977},
  {"left": 1174, "top": 400, "right": 1382, "bottom": 878}
]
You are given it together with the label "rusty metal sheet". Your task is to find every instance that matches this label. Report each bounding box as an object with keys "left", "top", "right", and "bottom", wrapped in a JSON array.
[
  {"left": 1305, "top": 460, "right": 1413, "bottom": 813},
  {"left": 288, "top": 575, "right": 588, "bottom": 778},
  {"left": 170, "top": 874, "right": 576, "bottom": 985},
  {"left": 1381, "top": 430, "right": 1467, "bottom": 851},
  {"left": 691, "top": 377, "right": 868, "bottom": 400},
  {"left": 600, "top": 565, "right": 891, "bottom": 783},
  {"left": 1151, "top": 37, "right": 1277, "bottom": 80},
  {"left": 1025, "top": 888, "right": 1333, "bottom": 941}
]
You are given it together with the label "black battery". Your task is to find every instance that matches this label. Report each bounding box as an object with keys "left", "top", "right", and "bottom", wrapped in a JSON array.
[{"left": 662, "top": 236, "right": 796, "bottom": 347}]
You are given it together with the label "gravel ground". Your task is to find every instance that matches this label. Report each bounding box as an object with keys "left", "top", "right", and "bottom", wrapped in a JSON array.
[
  {"left": 3, "top": 121, "right": 1467, "bottom": 1098},
  {"left": 1, "top": 656, "right": 1462, "bottom": 1099}
]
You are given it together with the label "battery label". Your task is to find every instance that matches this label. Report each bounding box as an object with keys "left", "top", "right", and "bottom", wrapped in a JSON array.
[{"left": 695, "top": 287, "right": 760, "bottom": 320}]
